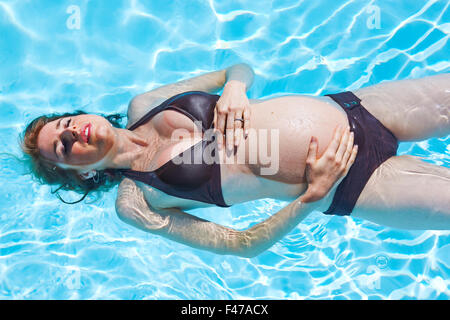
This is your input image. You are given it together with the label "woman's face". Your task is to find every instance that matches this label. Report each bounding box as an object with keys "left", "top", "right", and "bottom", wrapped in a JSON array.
[{"left": 37, "top": 114, "right": 115, "bottom": 168}]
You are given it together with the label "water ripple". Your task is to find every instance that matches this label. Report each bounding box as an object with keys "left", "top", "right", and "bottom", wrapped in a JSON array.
[{"left": 0, "top": 0, "right": 449, "bottom": 299}]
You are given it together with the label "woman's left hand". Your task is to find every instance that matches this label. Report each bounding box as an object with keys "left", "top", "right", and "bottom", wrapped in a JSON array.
[
  {"left": 214, "top": 80, "right": 251, "bottom": 151},
  {"left": 299, "top": 125, "right": 358, "bottom": 204}
]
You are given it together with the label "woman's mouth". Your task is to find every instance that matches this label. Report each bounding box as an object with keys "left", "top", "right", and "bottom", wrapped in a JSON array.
[{"left": 81, "top": 123, "right": 91, "bottom": 143}]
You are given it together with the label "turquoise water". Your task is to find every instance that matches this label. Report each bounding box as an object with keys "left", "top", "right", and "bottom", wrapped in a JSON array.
[{"left": 1, "top": 0, "right": 449, "bottom": 299}]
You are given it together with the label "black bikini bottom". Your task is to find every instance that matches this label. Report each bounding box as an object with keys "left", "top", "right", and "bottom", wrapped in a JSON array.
[{"left": 323, "top": 91, "right": 399, "bottom": 216}]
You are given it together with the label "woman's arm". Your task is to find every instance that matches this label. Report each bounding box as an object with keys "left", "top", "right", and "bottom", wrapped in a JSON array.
[
  {"left": 116, "top": 178, "right": 317, "bottom": 258},
  {"left": 115, "top": 126, "right": 357, "bottom": 257},
  {"left": 127, "top": 64, "right": 254, "bottom": 125},
  {"left": 225, "top": 63, "right": 254, "bottom": 90}
]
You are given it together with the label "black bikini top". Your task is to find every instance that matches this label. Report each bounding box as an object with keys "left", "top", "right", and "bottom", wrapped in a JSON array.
[{"left": 115, "top": 91, "right": 230, "bottom": 207}]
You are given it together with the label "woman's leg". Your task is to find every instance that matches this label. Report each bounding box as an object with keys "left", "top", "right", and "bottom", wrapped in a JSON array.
[
  {"left": 354, "top": 73, "right": 450, "bottom": 141},
  {"left": 351, "top": 155, "right": 450, "bottom": 230}
]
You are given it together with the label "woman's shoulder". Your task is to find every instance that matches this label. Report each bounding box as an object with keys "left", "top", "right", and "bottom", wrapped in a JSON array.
[
  {"left": 126, "top": 93, "right": 167, "bottom": 129},
  {"left": 115, "top": 178, "right": 138, "bottom": 212},
  {"left": 115, "top": 178, "right": 157, "bottom": 213},
  {"left": 115, "top": 178, "right": 171, "bottom": 231}
]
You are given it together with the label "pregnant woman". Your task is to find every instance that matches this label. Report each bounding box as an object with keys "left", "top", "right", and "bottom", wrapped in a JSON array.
[{"left": 21, "top": 64, "right": 450, "bottom": 257}]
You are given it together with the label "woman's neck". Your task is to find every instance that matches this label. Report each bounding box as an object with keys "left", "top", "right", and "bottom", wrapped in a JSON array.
[{"left": 105, "top": 126, "right": 159, "bottom": 170}]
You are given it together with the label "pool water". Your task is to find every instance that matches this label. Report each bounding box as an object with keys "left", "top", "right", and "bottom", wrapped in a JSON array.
[{"left": 0, "top": 0, "right": 449, "bottom": 299}]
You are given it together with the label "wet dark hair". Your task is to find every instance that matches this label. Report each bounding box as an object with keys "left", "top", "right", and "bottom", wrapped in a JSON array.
[{"left": 20, "top": 110, "right": 125, "bottom": 204}]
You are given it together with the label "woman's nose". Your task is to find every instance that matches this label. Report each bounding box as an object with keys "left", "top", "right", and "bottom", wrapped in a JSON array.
[{"left": 61, "top": 126, "right": 79, "bottom": 141}]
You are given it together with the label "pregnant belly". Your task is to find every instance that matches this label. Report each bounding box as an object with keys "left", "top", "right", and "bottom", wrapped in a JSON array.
[
  {"left": 219, "top": 95, "right": 350, "bottom": 206},
  {"left": 242, "top": 95, "right": 350, "bottom": 183}
]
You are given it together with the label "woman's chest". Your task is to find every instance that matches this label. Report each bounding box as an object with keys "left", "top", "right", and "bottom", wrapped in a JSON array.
[
  {"left": 128, "top": 110, "right": 218, "bottom": 209},
  {"left": 130, "top": 110, "right": 204, "bottom": 172}
]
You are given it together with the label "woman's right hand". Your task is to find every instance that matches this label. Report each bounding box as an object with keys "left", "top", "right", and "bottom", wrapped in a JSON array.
[
  {"left": 214, "top": 80, "right": 251, "bottom": 151},
  {"left": 299, "top": 125, "right": 358, "bottom": 204}
]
